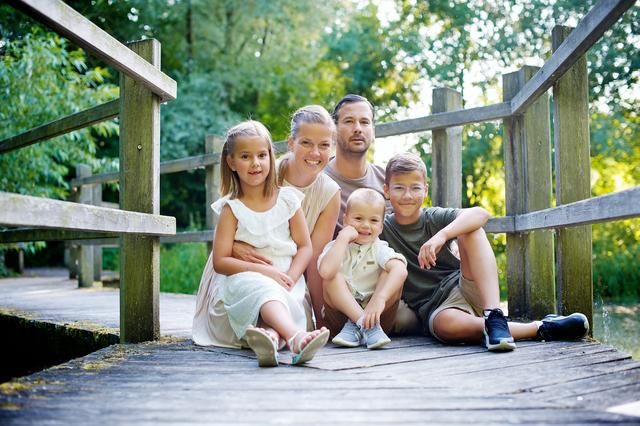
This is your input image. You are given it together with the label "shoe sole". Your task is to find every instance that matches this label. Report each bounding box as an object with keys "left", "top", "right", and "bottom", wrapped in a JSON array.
[
  {"left": 484, "top": 335, "right": 516, "bottom": 352},
  {"left": 367, "top": 337, "right": 391, "bottom": 349},
  {"left": 332, "top": 335, "right": 362, "bottom": 348},
  {"left": 245, "top": 328, "right": 278, "bottom": 367}
]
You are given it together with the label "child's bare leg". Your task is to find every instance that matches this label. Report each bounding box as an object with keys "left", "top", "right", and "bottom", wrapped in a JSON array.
[
  {"left": 432, "top": 308, "right": 539, "bottom": 343},
  {"left": 323, "top": 273, "right": 364, "bottom": 324},
  {"left": 259, "top": 300, "right": 326, "bottom": 353},
  {"left": 456, "top": 228, "right": 500, "bottom": 308},
  {"left": 375, "top": 271, "right": 404, "bottom": 333}
]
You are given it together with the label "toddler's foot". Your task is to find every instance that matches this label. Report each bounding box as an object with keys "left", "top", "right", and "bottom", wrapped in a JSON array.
[
  {"left": 332, "top": 320, "right": 363, "bottom": 348},
  {"left": 537, "top": 313, "right": 589, "bottom": 341},
  {"left": 288, "top": 327, "right": 330, "bottom": 365},
  {"left": 362, "top": 324, "right": 391, "bottom": 349},
  {"left": 483, "top": 308, "right": 516, "bottom": 352},
  {"left": 245, "top": 326, "right": 280, "bottom": 367}
]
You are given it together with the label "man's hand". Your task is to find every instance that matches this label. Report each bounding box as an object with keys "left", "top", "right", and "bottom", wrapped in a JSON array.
[
  {"left": 232, "top": 241, "right": 272, "bottom": 265},
  {"left": 362, "top": 296, "right": 385, "bottom": 329},
  {"left": 337, "top": 225, "right": 359, "bottom": 244},
  {"left": 418, "top": 233, "right": 447, "bottom": 269}
]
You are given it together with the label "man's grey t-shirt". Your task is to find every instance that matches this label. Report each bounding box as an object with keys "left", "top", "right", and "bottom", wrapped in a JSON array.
[
  {"left": 324, "top": 157, "right": 391, "bottom": 231},
  {"left": 381, "top": 207, "right": 461, "bottom": 335}
]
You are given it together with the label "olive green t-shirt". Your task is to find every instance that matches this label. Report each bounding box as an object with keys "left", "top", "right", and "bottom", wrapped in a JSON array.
[{"left": 381, "top": 207, "right": 461, "bottom": 334}]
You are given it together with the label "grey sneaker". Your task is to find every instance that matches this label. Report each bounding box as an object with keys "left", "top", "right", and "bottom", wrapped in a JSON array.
[
  {"left": 332, "top": 320, "right": 363, "bottom": 348},
  {"left": 362, "top": 324, "right": 391, "bottom": 349}
]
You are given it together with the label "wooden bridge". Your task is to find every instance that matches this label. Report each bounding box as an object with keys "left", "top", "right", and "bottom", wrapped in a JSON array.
[{"left": 1, "top": 0, "right": 640, "bottom": 423}]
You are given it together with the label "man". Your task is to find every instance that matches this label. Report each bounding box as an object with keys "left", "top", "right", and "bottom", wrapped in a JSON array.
[{"left": 324, "top": 94, "right": 390, "bottom": 232}]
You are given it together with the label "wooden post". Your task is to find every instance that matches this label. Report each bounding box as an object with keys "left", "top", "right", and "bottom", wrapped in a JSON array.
[
  {"left": 76, "top": 164, "right": 94, "bottom": 288},
  {"left": 119, "top": 39, "right": 161, "bottom": 343},
  {"left": 431, "top": 88, "right": 463, "bottom": 208},
  {"left": 92, "top": 183, "right": 103, "bottom": 283},
  {"left": 552, "top": 26, "right": 593, "bottom": 327},
  {"left": 205, "top": 136, "right": 224, "bottom": 254},
  {"left": 502, "top": 66, "right": 555, "bottom": 320}
]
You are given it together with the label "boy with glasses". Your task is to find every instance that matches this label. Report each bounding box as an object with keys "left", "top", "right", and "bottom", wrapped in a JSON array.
[{"left": 381, "top": 153, "right": 590, "bottom": 351}]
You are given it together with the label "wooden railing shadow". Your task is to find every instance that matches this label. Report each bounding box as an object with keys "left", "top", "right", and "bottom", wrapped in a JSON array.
[{"left": 2, "top": 0, "right": 639, "bottom": 339}]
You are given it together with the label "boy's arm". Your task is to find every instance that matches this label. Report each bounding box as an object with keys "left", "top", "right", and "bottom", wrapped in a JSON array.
[
  {"left": 317, "top": 226, "right": 358, "bottom": 280},
  {"left": 362, "top": 259, "right": 407, "bottom": 329},
  {"left": 419, "top": 206, "right": 489, "bottom": 269},
  {"left": 286, "top": 208, "right": 313, "bottom": 283}
]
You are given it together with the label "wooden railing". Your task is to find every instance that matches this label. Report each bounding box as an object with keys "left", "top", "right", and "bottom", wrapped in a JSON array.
[
  {"left": 0, "top": 0, "right": 178, "bottom": 343},
  {"left": 2, "top": 0, "right": 638, "bottom": 332}
]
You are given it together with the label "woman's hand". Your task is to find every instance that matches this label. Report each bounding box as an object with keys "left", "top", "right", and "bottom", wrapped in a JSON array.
[
  {"left": 232, "top": 241, "right": 272, "bottom": 265},
  {"left": 418, "top": 233, "right": 447, "bottom": 269},
  {"left": 262, "top": 265, "right": 295, "bottom": 290}
]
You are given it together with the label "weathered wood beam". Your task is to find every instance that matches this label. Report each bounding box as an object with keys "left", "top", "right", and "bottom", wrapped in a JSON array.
[
  {"left": 119, "top": 39, "right": 161, "bottom": 343},
  {"left": 510, "top": 0, "right": 635, "bottom": 115},
  {"left": 0, "top": 192, "right": 175, "bottom": 236},
  {"left": 515, "top": 187, "right": 640, "bottom": 232},
  {"left": 0, "top": 100, "right": 118, "bottom": 154},
  {"left": 503, "top": 66, "right": 555, "bottom": 320},
  {"left": 431, "top": 88, "right": 462, "bottom": 208},
  {"left": 8, "top": 0, "right": 176, "bottom": 101},
  {"left": 552, "top": 25, "right": 593, "bottom": 324},
  {"left": 0, "top": 229, "right": 116, "bottom": 244},
  {"left": 375, "top": 103, "right": 511, "bottom": 138},
  {"left": 71, "top": 141, "right": 289, "bottom": 187}
]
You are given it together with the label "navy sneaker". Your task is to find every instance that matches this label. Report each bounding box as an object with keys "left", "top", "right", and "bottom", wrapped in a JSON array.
[
  {"left": 482, "top": 308, "right": 516, "bottom": 351},
  {"left": 537, "top": 313, "right": 589, "bottom": 341}
]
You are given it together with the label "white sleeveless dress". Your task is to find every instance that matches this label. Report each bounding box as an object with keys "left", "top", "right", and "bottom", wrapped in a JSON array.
[{"left": 192, "top": 177, "right": 339, "bottom": 348}]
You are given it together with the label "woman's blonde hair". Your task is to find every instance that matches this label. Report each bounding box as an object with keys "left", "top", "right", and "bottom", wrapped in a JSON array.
[
  {"left": 220, "top": 120, "right": 277, "bottom": 199},
  {"left": 277, "top": 105, "right": 335, "bottom": 185}
]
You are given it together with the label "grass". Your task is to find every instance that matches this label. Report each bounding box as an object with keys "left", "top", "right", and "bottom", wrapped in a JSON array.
[
  {"left": 593, "top": 300, "right": 640, "bottom": 360},
  {"left": 102, "top": 243, "right": 208, "bottom": 295}
]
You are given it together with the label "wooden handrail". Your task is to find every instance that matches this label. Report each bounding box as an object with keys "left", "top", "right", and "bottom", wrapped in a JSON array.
[
  {"left": 9, "top": 0, "right": 177, "bottom": 101},
  {"left": 0, "top": 192, "right": 175, "bottom": 236},
  {"left": 510, "top": 0, "right": 635, "bottom": 115},
  {"left": 70, "top": 141, "right": 290, "bottom": 187},
  {"left": 375, "top": 103, "right": 511, "bottom": 138},
  {"left": 0, "top": 100, "right": 119, "bottom": 154}
]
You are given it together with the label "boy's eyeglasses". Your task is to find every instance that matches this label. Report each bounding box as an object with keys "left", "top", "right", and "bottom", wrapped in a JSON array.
[{"left": 389, "top": 185, "right": 426, "bottom": 196}]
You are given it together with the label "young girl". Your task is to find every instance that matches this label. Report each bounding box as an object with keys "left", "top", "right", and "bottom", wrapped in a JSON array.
[
  {"left": 227, "top": 106, "right": 341, "bottom": 329},
  {"left": 210, "top": 120, "right": 328, "bottom": 366}
]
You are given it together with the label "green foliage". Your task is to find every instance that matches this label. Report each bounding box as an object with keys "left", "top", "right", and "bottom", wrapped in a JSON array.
[
  {"left": 160, "top": 243, "right": 208, "bottom": 294},
  {"left": 0, "top": 29, "right": 118, "bottom": 199}
]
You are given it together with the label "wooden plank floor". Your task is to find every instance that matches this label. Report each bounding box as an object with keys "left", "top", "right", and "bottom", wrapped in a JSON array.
[{"left": 1, "top": 273, "right": 640, "bottom": 424}]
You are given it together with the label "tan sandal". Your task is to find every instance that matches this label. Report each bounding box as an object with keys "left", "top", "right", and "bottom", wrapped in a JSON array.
[{"left": 245, "top": 327, "right": 279, "bottom": 367}]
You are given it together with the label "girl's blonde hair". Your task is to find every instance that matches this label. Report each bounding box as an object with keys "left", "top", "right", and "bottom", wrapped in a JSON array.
[
  {"left": 220, "top": 120, "right": 277, "bottom": 199},
  {"left": 277, "top": 105, "right": 335, "bottom": 185}
]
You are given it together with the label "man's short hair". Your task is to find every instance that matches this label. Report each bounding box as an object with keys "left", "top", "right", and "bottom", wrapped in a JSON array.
[
  {"left": 385, "top": 153, "right": 428, "bottom": 185},
  {"left": 332, "top": 94, "right": 375, "bottom": 124}
]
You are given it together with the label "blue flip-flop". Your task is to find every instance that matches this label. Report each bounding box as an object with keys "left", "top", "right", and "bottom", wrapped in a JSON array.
[{"left": 288, "top": 329, "right": 330, "bottom": 365}]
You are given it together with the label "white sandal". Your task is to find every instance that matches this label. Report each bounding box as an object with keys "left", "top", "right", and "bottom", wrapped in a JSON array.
[{"left": 245, "top": 327, "right": 279, "bottom": 367}]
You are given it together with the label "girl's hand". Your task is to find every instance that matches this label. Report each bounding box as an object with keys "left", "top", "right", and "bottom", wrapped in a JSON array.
[
  {"left": 262, "top": 266, "right": 295, "bottom": 290},
  {"left": 419, "top": 233, "right": 447, "bottom": 269},
  {"left": 232, "top": 241, "right": 272, "bottom": 265},
  {"left": 362, "top": 296, "right": 385, "bottom": 329}
]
